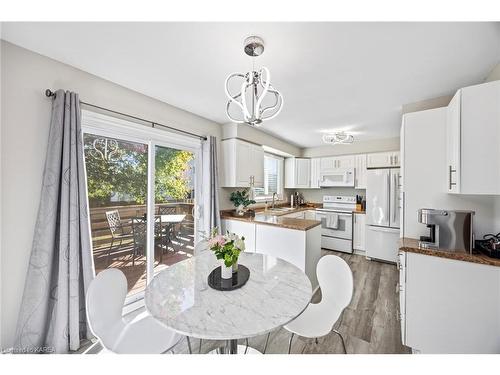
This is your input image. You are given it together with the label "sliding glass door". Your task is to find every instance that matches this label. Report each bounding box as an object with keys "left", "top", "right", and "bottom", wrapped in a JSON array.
[
  {"left": 82, "top": 111, "right": 201, "bottom": 303},
  {"left": 153, "top": 145, "right": 195, "bottom": 276},
  {"left": 83, "top": 133, "right": 150, "bottom": 300}
]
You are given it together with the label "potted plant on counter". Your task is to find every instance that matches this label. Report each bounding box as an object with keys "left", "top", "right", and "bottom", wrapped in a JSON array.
[
  {"left": 229, "top": 189, "right": 256, "bottom": 216},
  {"left": 207, "top": 229, "right": 246, "bottom": 279}
]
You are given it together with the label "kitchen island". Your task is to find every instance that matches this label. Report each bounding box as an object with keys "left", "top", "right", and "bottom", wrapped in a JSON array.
[{"left": 221, "top": 206, "right": 321, "bottom": 289}]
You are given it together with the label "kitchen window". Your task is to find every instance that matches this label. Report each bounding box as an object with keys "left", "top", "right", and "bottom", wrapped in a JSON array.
[{"left": 253, "top": 153, "right": 284, "bottom": 201}]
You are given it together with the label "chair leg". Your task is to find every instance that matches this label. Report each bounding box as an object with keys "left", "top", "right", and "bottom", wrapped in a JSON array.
[
  {"left": 244, "top": 338, "right": 249, "bottom": 354},
  {"left": 332, "top": 329, "right": 347, "bottom": 354},
  {"left": 186, "top": 336, "right": 192, "bottom": 354},
  {"left": 288, "top": 333, "right": 295, "bottom": 354},
  {"left": 263, "top": 332, "right": 270, "bottom": 354},
  {"left": 107, "top": 237, "right": 114, "bottom": 266},
  {"left": 315, "top": 338, "right": 319, "bottom": 345},
  {"left": 198, "top": 338, "right": 202, "bottom": 354}
]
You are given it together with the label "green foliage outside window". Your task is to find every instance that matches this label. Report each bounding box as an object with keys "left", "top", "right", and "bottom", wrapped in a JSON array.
[{"left": 84, "top": 134, "right": 193, "bottom": 207}]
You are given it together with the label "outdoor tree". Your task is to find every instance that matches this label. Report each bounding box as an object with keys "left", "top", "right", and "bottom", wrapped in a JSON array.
[{"left": 84, "top": 134, "right": 193, "bottom": 207}]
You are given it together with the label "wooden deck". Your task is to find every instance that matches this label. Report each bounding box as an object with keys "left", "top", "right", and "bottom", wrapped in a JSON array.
[
  {"left": 93, "top": 228, "right": 194, "bottom": 295},
  {"left": 91, "top": 202, "right": 195, "bottom": 296}
]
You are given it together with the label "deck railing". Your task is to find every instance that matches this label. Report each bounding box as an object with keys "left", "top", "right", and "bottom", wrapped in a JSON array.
[{"left": 89, "top": 201, "right": 194, "bottom": 251}]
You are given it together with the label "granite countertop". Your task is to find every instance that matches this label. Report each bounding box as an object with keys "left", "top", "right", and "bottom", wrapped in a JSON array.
[
  {"left": 220, "top": 204, "right": 321, "bottom": 231},
  {"left": 399, "top": 237, "right": 500, "bottom": 267}
]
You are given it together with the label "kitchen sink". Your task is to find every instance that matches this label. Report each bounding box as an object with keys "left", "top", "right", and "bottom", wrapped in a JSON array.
[{"left": 265, "top": 207, "right": 295, "bottom": 213}]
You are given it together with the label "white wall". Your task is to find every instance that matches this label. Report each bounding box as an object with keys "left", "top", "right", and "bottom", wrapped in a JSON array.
[
  {"left": 0, "top": 41, "right": 222, "bottom": 349},
  {"left": 301, "top": 137, "right": 400, "bottom": 158},
  {"left": 402, "top": 107, "right": 499, "bottom": 239}
]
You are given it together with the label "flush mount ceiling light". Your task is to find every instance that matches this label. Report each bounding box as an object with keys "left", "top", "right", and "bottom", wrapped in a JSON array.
[
  {"left": 322, "top": 132, "right": 355, "bottom": 145},
  {"left": 224, "top": 36, "right": 283, "bottom": 127}
]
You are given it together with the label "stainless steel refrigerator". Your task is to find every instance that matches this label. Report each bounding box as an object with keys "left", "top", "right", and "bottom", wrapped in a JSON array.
[{"left": 366, "top": 168, "right": 401, "bottom": 263}]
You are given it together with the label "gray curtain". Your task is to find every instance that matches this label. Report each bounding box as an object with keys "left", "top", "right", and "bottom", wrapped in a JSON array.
[
  {"left": 201, "top": 135, "right": 221, "bottom": 238},
  {"left": 14, "top": 90, "right": 94, "bottom": 354}
]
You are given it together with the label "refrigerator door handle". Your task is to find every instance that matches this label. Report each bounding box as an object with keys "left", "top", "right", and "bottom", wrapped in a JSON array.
[
  {"left": 393, "top": 173, "right": 397, "bottom": 223},
  {"left": 387, "top": 173, "right": 391, "bottom": 224}
]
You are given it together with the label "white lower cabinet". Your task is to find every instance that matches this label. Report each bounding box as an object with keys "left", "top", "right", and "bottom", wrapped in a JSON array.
[
  {"left": 399, "top": 251, "right": 500, "bottom": 353},
  {"left": 221, "top": 218, "right": 321, "bottom": 289},
  {"left": 255, "top": 224, "right": 321, "bottom": 288},
  {"left": 352, "top": 213, "right": 366, "bottom": 251},
  {"left": 221, "top": 219, "right": 256, "bottom": 252}
]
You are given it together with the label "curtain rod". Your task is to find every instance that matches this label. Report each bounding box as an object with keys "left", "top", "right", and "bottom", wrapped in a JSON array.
[{"left": 44, "top": 89, "right": 207, "bottom": 141}]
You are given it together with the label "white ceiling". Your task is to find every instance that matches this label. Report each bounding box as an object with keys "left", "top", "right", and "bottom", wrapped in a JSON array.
[{"left": 2, "top": 22, "right": 500, "bottom": 148}]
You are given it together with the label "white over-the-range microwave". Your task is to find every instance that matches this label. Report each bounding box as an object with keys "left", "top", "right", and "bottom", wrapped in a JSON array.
[{"left": 319, "top": 168, "right": 355, "bottom": 187}]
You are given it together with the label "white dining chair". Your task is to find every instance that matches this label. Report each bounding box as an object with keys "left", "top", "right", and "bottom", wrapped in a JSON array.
[
  {"left": 283, "top": 255, "right": 353, "bottom": 354},
  {"left": 86, "top": 268, "right": 184, "bottom": 354}
]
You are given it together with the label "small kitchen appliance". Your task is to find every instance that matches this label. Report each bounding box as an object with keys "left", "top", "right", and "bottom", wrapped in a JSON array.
[
  {"left": 475, "top": 232, "right": 500, "bottom": 259},
  {"left": 316, "top": 196, "right": 357, "bottom": 253},
  {"left": 417, "top": 209, "right": 474, "bottom": 253}
]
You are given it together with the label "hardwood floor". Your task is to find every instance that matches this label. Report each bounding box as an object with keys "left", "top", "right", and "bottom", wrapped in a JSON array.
[{"left": 79, "top": 249, "right": 410, "bottom": 354}]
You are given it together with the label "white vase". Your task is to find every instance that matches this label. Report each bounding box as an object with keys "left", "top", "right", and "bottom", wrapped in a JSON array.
[
  {"left": 236, "top": 204, "right": 245, "bottom": 216},
  {"left": 220, "top": 263, "right": 233, "bottom": 279}
]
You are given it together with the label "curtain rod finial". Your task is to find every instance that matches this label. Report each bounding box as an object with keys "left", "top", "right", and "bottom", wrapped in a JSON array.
[{"left": 45, "top": 89, "right": 55, "bottom": 98}]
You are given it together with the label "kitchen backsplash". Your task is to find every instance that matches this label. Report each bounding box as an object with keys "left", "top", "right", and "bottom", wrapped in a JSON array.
[{"left": 293, "top": 187, "right": 366, "bottom": 204}]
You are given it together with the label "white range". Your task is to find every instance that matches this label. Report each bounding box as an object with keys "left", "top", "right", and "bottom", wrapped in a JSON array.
[{"left": 315, "top": 195, "right": 357, "bottom": 253}]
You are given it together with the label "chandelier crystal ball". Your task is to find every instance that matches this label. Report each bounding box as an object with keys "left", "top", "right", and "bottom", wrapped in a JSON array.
[
  {"left": 322, "top": 132, "right": 355, "bottom": 145},
  {"left": 225, "top": 36, "right": 283, "bottom": 126}
]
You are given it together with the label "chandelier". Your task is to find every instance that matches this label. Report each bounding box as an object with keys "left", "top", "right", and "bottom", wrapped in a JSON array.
[
  {"left": 224, "top": 36, "right": 283, "bottom": 126},
  {"left": 322, "top": 132, "right": 355, "bottom": 145}
]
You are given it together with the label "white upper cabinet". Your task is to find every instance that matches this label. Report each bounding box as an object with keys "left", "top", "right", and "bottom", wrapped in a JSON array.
[
  {"left": 320, "top": 155, "right": 355, "bottom": 173},
  {"left": 446, "top": 91, "right": 461, "bottom": 193},
  {"left": 310, "top": 158, "right": 321, "bottom": 189},
  {"left": 221, "top": 138, "right": 264, "bottom": 188},
  {"left": 446, "top": 80, "right": 500, "bottom": 195},
  {"left": 285, "top": 157, "right": 311, "bottom": 188},
  {"left": 366, "top": 151, "right": 400, "bottom": 168},
  {"left": 354, "top": 154, "right": 367, "bottom": 189}
]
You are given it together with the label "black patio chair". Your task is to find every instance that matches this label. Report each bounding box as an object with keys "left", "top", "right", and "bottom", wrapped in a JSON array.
[{"left": 105, "top": 210, "right": 134, "bottom": 266}]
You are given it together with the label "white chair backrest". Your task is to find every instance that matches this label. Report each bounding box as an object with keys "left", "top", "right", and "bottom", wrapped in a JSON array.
[
  {"left": 194, "top": 239, "right": 209, "bottom": 255},
  {"left": 317, "top": 255, "right": 353, "bottom": 311},
  {"left": 86, "top": 269, "right": 127, "bottom": 349}
]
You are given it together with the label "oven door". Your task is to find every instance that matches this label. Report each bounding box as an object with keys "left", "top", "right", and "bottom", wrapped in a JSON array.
[{"left": 316, "top": 211, "right": 353, "bottom": 239}]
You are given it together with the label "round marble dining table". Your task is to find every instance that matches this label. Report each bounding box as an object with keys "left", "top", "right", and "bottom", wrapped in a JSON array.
[{"left": 145, "top": 251, "right": 312, "bottom": 354}]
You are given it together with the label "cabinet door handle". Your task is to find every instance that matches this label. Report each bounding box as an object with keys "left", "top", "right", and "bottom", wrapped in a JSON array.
[{"left": 448, "top": 165, "right": 457, "bottom": 190}]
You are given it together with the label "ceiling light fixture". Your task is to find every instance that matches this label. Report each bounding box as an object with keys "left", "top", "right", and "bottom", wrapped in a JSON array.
[
  {"left": 322, "top": 132, "right": 355, "bottom": 145},
  {"left": 224, "top": 36, "right": 283, "bottom": 126}
]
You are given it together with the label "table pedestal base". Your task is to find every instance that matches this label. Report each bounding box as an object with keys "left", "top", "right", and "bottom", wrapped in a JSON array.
[{"left": 209, "top": 340, "right": 262, "bottom": 354}]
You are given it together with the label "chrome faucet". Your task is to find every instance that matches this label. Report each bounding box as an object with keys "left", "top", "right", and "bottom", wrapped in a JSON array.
[{"left": 272, "top": 192, "right": 277, "bottom": 209}]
